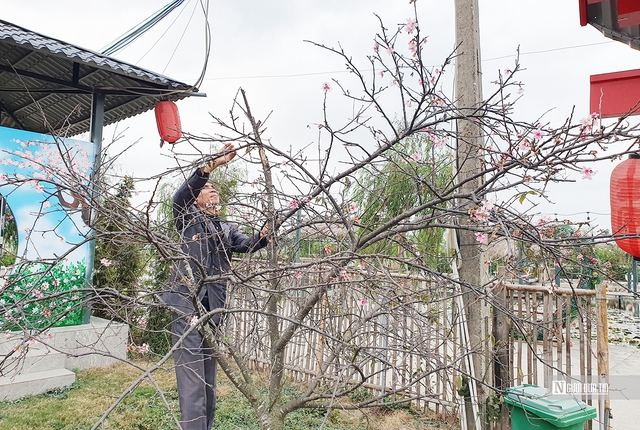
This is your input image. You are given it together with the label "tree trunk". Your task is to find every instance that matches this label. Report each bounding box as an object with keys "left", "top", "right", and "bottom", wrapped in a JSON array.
[{"left": 257, "top": 409, "right": 285, "bottom": 430}]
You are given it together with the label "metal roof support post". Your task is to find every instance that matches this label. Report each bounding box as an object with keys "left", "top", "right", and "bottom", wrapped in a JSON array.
[{"left": 83, "top": 91, "right": 105, "bottom": 324}]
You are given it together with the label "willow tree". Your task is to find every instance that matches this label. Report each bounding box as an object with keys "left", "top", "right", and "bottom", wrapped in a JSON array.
[{"left": 350, "top": 132, "right": 453, "bottom": 271}]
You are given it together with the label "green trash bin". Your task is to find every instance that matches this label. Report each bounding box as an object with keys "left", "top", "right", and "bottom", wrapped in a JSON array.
[{"left": 504, "top": 384, "right": 597, "bottom": 429}]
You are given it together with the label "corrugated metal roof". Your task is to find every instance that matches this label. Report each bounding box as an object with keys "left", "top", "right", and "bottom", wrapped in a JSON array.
[
  {"left": 581, "top": 0, "right": 640, "bottom": 51},
  {"left": 0, "top": 19, "right": 199, "bottom": 137}
]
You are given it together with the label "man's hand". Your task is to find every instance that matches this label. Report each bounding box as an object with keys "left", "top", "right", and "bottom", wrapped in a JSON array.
[{"left": 202, "top": 143, "right": 237, "bottom": 174}]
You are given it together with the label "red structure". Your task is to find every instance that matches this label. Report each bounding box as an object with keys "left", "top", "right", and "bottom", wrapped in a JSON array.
[
  {"left": 581, "top": 0, "right": 640, "bottom": 117},
  {"left": 590, "top": 69, "right": 640, "bottom": 118}
]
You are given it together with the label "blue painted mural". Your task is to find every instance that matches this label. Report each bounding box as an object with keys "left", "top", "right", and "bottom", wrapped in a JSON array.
[
  {"left": 0, "top": 126, "right": 94, "bottom": 264},
  {"left": 0, "top": 126, "right": 95, "bottom": 330}
]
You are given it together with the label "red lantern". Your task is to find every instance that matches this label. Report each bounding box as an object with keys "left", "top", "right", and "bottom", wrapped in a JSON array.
[
  {"left": 155, "top": 100, "right": 182, "bottom": 145},
  {"left": 610, "top": 154, "right": 640, "bottom": 258}
]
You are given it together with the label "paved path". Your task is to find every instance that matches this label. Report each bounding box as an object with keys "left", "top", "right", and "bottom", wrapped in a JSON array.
[{"left": 603, "top": 342, "right": 640, "bottom": 429}]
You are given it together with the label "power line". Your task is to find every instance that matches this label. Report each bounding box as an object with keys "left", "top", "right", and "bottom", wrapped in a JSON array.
[
  {"left": 483, "top": 40, "right": 614, "bottom": 62},
  {"left": 100, "top": 0, "right": 186, "bottom": 56},
  {"left": 136, "top": 0, "right": 191, "bottom": 65},
  {"left": 200, "top": 40, "right": 617, "bottom": 82}
]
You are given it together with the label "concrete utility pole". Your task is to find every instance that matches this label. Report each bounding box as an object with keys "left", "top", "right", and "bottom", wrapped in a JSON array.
[{"left": 454, "top": 0, "right": 490, "bottom": 428}]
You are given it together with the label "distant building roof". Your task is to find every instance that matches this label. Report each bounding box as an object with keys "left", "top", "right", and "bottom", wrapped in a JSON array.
[{"left": 0, "top": 19, "right": 199, "bottom": 136}]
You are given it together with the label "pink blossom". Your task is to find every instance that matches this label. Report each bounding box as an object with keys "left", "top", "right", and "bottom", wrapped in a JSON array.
[
  {"left": 581, "top": 166, "right": 596, "bottom": 180},
  {"left": 288, "top": 200, "right": 299, "bottom": 209},
  {"left": 408, "top": 39, "right": 418, "bottom": 56},
  {"left": 411, "top": 151, "right": 420, "bottom": 162},
  {"left": 138, "top": 343, "right": 150, "bottom": 354},
  {"left": 579, "top": 117, "right": 592, "bottom": 129},
  {"left": 590, "top": 112, "right": 600, "bottom": 119},
  {"left": 406, "top": 18, "right": 417, "bottom": 34},
  {"left": 340, "top": 269, "right": 349, "bottom": 281},
  {"left": 295, "top": 271, "right": 303, "bottom": 279},
  {"left": 322, "top": 82, "right": 331, "bottom": 92},
  {"left": 189, "top": 316, "right": 198, "bottom": 327},
  {"left": 100, "top": 258, "right": 112, "bottom": 267},
  {"left": 359, "top": 298, "right": 368, "bottom": 306},
  {"left": 474, "top": 232, "right": 488, "bottom": 244},
  {"left": 533, "top": 128, "right": 543, "bottom": 141},
  {"left": 53, "top": 278, "right": 60, "bottom": 287},
  {"left": 192, "top": 234, "right": 199, "bottom": 240},
  {"left": 434, "top": 138, "right": 446, "bottom": 148},
  {"left": 349, "top": 203, "right": 357, "bottom": 213},
  {"left": 373, "top": 44, "right": 380, "bottom": 54},
  {"left": 24, "top": 227, "right": 31, "bottom": 234}
]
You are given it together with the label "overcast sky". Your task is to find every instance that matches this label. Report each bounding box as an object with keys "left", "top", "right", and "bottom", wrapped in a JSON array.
[{"left": 4, "top": 0, "right": 640, "bottom": 231}]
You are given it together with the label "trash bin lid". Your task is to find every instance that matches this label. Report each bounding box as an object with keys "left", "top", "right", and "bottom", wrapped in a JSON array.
[{"left": 504, "top": 384, "right": 597, "bottom": 428}]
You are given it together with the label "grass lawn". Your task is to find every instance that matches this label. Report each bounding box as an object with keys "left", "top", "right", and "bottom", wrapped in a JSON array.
[{"left": 0, "top": 360, "right": 458, "bottom": 430}]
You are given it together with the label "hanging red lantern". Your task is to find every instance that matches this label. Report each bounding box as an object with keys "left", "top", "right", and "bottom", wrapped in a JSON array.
[
  {"left": 610, "top": 154, "right": 640, "bottom": 258},
  {"left": 155, "top": 100, "right": 182, "bottom": 146}
]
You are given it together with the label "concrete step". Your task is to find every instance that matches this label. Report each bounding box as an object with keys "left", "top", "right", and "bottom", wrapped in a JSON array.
[
  {"left": 1, "top": 347, "right": 66, "bottom": 377},
  {"left": 0, "top": 368, "right": 75, "bottom": 401},
  {"left": 0, "top": 317, "right": 128, "bottom": 371}
]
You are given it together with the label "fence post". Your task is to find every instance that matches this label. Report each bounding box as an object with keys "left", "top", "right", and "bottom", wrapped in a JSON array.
[
  {"left": 493, "top": 282, "right": 510, "bottom": 430},
  {"left": 596, "top": 282, "right": 610, "bottom": 429}
]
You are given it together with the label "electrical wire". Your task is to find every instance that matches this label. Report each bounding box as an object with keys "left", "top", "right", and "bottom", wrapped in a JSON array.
[
  {"left": 199, "top": 40, "right": 618, "bottom": 82},
  {"left": 100, "top": 0, "right": 186, "bottom": 56},
  {"left": 99, "top": 0, "right": 211, "bottom": 92},
  {"left": 192, "top": 0, "right": 211, "bottom": 90},
  {"left": 135, "top": 0, "right": 210, "bottom": 90},
  {"left": 162, "top": 0, "right": 200, "bottom": 74},
  {"left": 136, "top": 0, "right": 191, "bottom": 65}
]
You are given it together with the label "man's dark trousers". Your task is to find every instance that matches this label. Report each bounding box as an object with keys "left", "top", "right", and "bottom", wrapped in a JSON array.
[{"left": 172, "top": 315, "right": 217, "bottom": 430}]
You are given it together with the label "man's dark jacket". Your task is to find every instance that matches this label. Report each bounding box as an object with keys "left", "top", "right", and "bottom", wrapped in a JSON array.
[{"left": 162, "top": 169, "right": 267, "bottom": 324}]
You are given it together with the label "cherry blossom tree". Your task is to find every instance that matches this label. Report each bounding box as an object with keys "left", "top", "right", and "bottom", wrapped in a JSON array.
[{"left": 2, "top": 10, "right": 640, "bottom": 430}]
